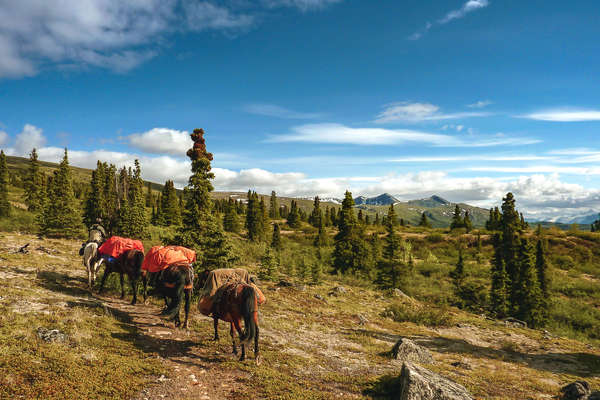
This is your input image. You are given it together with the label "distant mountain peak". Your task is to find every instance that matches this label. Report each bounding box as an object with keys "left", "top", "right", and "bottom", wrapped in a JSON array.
[
  {"left": 407, "top": 195, "right": 451, "bottom": 208},
  {"left": 429, "top": 195, "right": 450, "bottom": 205},
  {"left": 354, "top": 193, "right": 399, "bottom": 206}
]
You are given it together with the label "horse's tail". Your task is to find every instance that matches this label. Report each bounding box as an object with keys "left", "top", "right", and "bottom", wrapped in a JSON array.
[
  {"left": 240, "top": 285, "right": 258, "bottom": 346},
  {"left": 132, "top": 250, "right": 145, "bottom": 278}
]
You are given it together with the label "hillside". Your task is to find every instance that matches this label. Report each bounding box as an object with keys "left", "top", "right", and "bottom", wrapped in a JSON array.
[{"left": 1, "top": 229, "right": 599, "bottom": 399}]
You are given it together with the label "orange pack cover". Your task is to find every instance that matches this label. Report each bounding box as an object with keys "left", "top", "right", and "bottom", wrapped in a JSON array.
[
  {"left": 142, "top": 245, "right": 196, "bottom": 273},
  {"left": 98, "top": 236, "right": 144, "bottom": 258}
]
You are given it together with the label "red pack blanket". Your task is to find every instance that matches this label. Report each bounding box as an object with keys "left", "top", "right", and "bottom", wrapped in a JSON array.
[
  {"left": 98, "top": 236, "right": 144, "bottom": 258},
  {"left": 142, "top": 245, "right": 196, "bottom": 273}
]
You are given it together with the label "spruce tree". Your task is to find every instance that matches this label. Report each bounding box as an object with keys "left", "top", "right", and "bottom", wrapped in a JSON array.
[
  {"left": 357, "top": 209, "right": 364, "bottom": 224},
  {"left": 450, "top": 249, "right": 466, "bottom": 286},
  {"left": 245, "top": 191, "right": 264, "bottom": 241},
  {"left": 490, "top": 233, "right": 509, "bottom": 317},
  {"left": 0, "top": 150, "right": 10, "bottom": 218},
  {"left": 374, "top": 212, "right": 380, "bottom": 226},
  {"left": 450, "top": 205, "right": 464, "bottom": 230},
  {"left": 287, "top": 200, "right": 300, "bottom": 228},
  {"left": 145, "top": 182, "right": 154, "bottom": 207},
  {"left": 515, "top": 238, "right": 544, "bottom": 327},
  {"left": 332, "top": 191, "right": 371, "bottom": 275},
  {"left": 223, "top": 198, "right": 240, "bottom": 233},
  {"left": 501, "top": 192, "right": 521, "bottom": 308},
  {"left": 378, "top": 205, "right": 404, "bottom": 288},
  {"left": 463, "top": 211, "right": 473, "bottom": 233},
  {"left": 118, "top": 160, "right": 147, "bottom": 238},
  {"left": 297, "top": 257, "right": 309, "bottom": 282},
  {"left": 24, "top": 148, "right": 46, "bottom": 213},
  {"left": 170, "top": 128, "right": 236, "bottom": 270},
  {"left": 419, "top": 212, "right": 431, "bottom": 228},
  {"left": 40, "top": 149, "right": 83, "bottom": 238},
  {"left": 308, "top": 196, "right": 322, "bottom": 227},
  {"left": 83, "top": 161, "right": 106, "bottom": 226},
  {"left": 160, "top": 180, "right": 181, "bottom": 226},
  {"left": 259, "top": 247, "right": 278, "bottom": 281},
  {"left": 313, "top": 219, "right": 328, "bottom": 247},
  {"left": 271, "top": 223, "right": 282, "bottom": 250},
  {"left": 387, "top": 204, "right": 398, "bottom": 226},
  {"left": 535, "top": 239, "right": 550, "bottom": 323},
  {"left": 311, "top": 250, "right": 323, "bottom": 284},
  {"left": 269, "top": 191, "right": 279, "bottom": 219}
]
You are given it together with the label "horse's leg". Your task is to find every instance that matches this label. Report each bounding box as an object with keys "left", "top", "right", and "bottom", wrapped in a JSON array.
[
  {"left": 87, "top": 262, "right": 93, "bottom": 290},
  {"left": 183, "top": 289, "right": 190, "bottom": 329},
  {"left": 130, "top": 275, "right": 138, "bottom": 305},
  {"left": 254, "top": 318, "right": 261, "bottom": 365},
  {"left": 142, "top": 272, "right": 148, "bottom": 304},
  {"left": 213, "top": 318, "right": 220, "bottom": 341},
  {"left": 233, "top": 319, "right": 245, "bottom": 361},
  {"left": 119, "top": 272, "right": 125, "bottom": 299},
  {"left": 230, "top": 322, "right": 237, "bottom": 355},
  {"left": 98, "top": 264, "right": 111, "bottom": 294}
]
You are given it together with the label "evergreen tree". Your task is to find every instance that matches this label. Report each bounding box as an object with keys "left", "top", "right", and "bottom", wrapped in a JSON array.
[
  {"left": 245, "top": 191, "right": 264, "bottom": 241},
  {"left": 486, "top": 207, "right": 502, "bottom": 231},
  {"left": 369, "top": 232, "right": 383, "bottom": 261},
  {"left": 223, "top": 198, "right": 240, "bottom": 233},
  {"left": 83, "top": 161, "right": 106, "bottom": 226},
  {"left": 419, "top": 212, "right": 431, "bottom": 228},
  {"left": 170, "top": 129, "right": 236, "bottom": 270},
  {"left": 287, "top": 200, "right": 300, "bottom": 228},
  {"left": 308, "top": 196, "right": 322, "bottom": 227},
  {"left": 313, "top": 219, "right": 328, "bottom": 247},
  {"left": 450, "top": 249, "right": 465, "bottom": 284},
  {"left": 332, "top": 191, "right": 371, "bottom": 275},
  {"left": 450, "top": 204, "right": 464, "bottom": 230},
  {"left": 535, "top": 239, "right": 550, "bottom": 323},
  {"left": 259, "top": 197, "right": 269, "bottom": 228},
  {"left": 145, "top": 182, "right": 154, "bottom": 207},
  {"left": 269, "top": 191, "right": 279, "bottom": 219},
  {"left": 160, "top": 180, "right": 181, "bottom": 226},
  {"left": 40, "top": 149, "right": 83, "bottom": 238},
  {"left": 591, "top": 215, "right": 600, "bottom": 232},
  {"left": 365, "top": 214, "right": 371, "bottom": 225},
  {"left": 490, "top": 233, "right": 509, "bottom": 317},
  {"left": 271, "top": 223, "right": 282, "bottom": 250},
  {"left": 463, "top": 211, "right": 473, "bottom": 232},
  {"left": 387, "top": 204, "right": 398, "bottom": 226},
  {"left": 119, "top": 159, "right": 148, "bottom": 238},
  {"left": 374, "top": 212, "right": 380, "bottom": 226},
  {"left": 297, "top": 257, "right": 309, "bottom": 282},
  {"left": 501, "top": 192, "right": 521, "bottom": 309},
  {"left": 311, "top": 253, "right": 323, "bottom": 285},
  {"left": 357, "top": 209, "right": 364, "bottom": 224},
  {"left": 259, "top": 247, "right": 278, "bottom": 281},
  {"left": 24, "top": 148, "right": 46, "bottom": 213},
  {"left": 378, "top": 205, "right": 405, "bottom": 288},
  {"left": 515, "top": 238, "right": 544, "bottom": 327},
  {"left": 0, "top": 150, "right": 10, "bottom": 218}
]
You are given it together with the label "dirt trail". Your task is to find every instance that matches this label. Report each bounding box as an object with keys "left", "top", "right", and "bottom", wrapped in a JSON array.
[{"left": 94, "top": 295, "right": 251, "bottom": 400}]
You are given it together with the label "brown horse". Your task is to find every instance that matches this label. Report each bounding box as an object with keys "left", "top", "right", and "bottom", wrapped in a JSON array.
[
  {"left": 210, "top": 282, "right": 263, "bottom": 364},
  {"left": 98, "top": 249, "right": 144, "bottom": 304}
]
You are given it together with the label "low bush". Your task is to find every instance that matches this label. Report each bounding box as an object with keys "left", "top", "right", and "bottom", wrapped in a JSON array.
[{"left": 382, "top": 302, "right": 453, "bottom": 327}]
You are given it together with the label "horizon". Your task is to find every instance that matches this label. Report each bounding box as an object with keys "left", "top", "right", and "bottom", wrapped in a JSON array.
[{"left": 1, "top": 0, "right": 600, "bottom": 221}]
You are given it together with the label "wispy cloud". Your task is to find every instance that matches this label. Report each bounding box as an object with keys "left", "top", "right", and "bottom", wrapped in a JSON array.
[
  {"left": 261, "top": 0, "right": 343, "bottom": 11},
  {"left": 390, "top": 155, "right": 552, "bottom": 163},
  {"left": 243, "top": 103, "right": 323, "bottom": 119},
  {"left": 267, "top": 123, "right": 538, "bottom": 147},
  {"left": 467, "top": 100, "right": 493, "bottom": 108},
  {"left": 409, "top": 0, "right": 490, "bottom": 40},
  {"left": 519, "top": 108, "right": 600, "bottom": 122},
  {"left": 375, "top": 102, "right": 490, "bottom": 123}
]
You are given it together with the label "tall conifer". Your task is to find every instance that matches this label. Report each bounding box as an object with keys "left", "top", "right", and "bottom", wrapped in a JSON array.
[
  {"left": 24, "top": 148, "right": 45, "bottom": 213},
  {"left": 171, "top": 129, "right": 235, "bottom": 270},
  {"left": 269, "top": 190, "right": 279, "bottom": 219},
  {"left": 333, "top": 191, "right": 371, "bottom": 275}
]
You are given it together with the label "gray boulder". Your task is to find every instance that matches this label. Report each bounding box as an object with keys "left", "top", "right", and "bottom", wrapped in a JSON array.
[
  {"left": 391, "top": 338, "right": 434, "bottom": 364},
  {"left": 397, "top": 362, "right": 473, "bottom": 400},
  {"left": 560, "top": 381, "right": 591, "bottom": 400},
  {"left": 37, "top": 327, "right": 67, "bottom": 343}
]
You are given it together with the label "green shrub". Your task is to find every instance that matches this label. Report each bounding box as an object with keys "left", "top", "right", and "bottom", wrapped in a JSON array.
[
  {"left": 553, "top": 254, "right": 575, "bottom": 270},
  {"left": 426, "top": 233, "right": 444, "bottom": 243},
  {"left": 382, "top": 302, "right": 453, "bottom": 327}
]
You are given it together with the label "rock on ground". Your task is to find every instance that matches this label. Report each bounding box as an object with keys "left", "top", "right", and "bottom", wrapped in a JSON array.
[
  {"left": 391, "top": 338, "right": 434, "bottom": 364},
  {"left": 560, "top": 381, "right": 600, "bottom": 400},
  {"left": 37, "top": 327, "right": 67, "bottom": 343},
  {"left": 397, "top": 362, "right": 474, "bottom": 400}
]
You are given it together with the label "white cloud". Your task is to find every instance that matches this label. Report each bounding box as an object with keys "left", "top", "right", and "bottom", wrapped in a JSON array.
[
  {"left": 520, "top": 109, "right": 600, "bottom": 122},
  {"left": 375, "top": 102, "right": 490, "bottom": 123},
  {"left": 409, "top": 0, "right": 490, "bottom": 41},
  {"left": 126, "top": 128, "right": 191, "bottom": 156},
  {"left": 467, "top": 100, "right": 492, "bottom": 108},
  {"left": 0, "top": 131, "right": 9, "bottom": 147},
  {"left": 14, "top": 124, "right": 46, "bottom": 154},
  {"left": 468, "top": 166, "right": 600, "bottom": 175},
  {"left": 268, "top": 123, "right": 538, "bottom": 147},
  {"left": 390, "top": 155, "right": 552, "bottom": 163},
  {"left": 439, "top": 0, "right": 490, "bottom": 24},
  {"left": 0, "top": 1, "right": 263, "bottom": 78},
  {"left": 243, "top": 103, "right": 322, "bottom": 119}
]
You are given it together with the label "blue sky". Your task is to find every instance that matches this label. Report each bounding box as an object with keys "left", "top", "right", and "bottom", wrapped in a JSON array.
[{"left": 1, "top": 0, "right": 600, "bottom": 220}]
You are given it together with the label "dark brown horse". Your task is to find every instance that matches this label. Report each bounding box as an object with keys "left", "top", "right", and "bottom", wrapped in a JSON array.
[
  {"left": 98, "top": 249, "right": 144, "bottom": 304},
  {"left": 142, "top": 263, "right": 194, "bottom": 329},
  {"left": 210, "top": 282, "right": 262, "bottom": 364}
]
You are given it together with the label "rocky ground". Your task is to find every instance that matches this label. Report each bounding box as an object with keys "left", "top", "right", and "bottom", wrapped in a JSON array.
[{"left": 0, "top": 232, "right": 599, "bottom": 399}]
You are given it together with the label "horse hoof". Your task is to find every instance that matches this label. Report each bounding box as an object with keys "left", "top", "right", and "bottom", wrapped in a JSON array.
[{"left": 255, "top": 355, "right": 262, "bottom": 366}]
